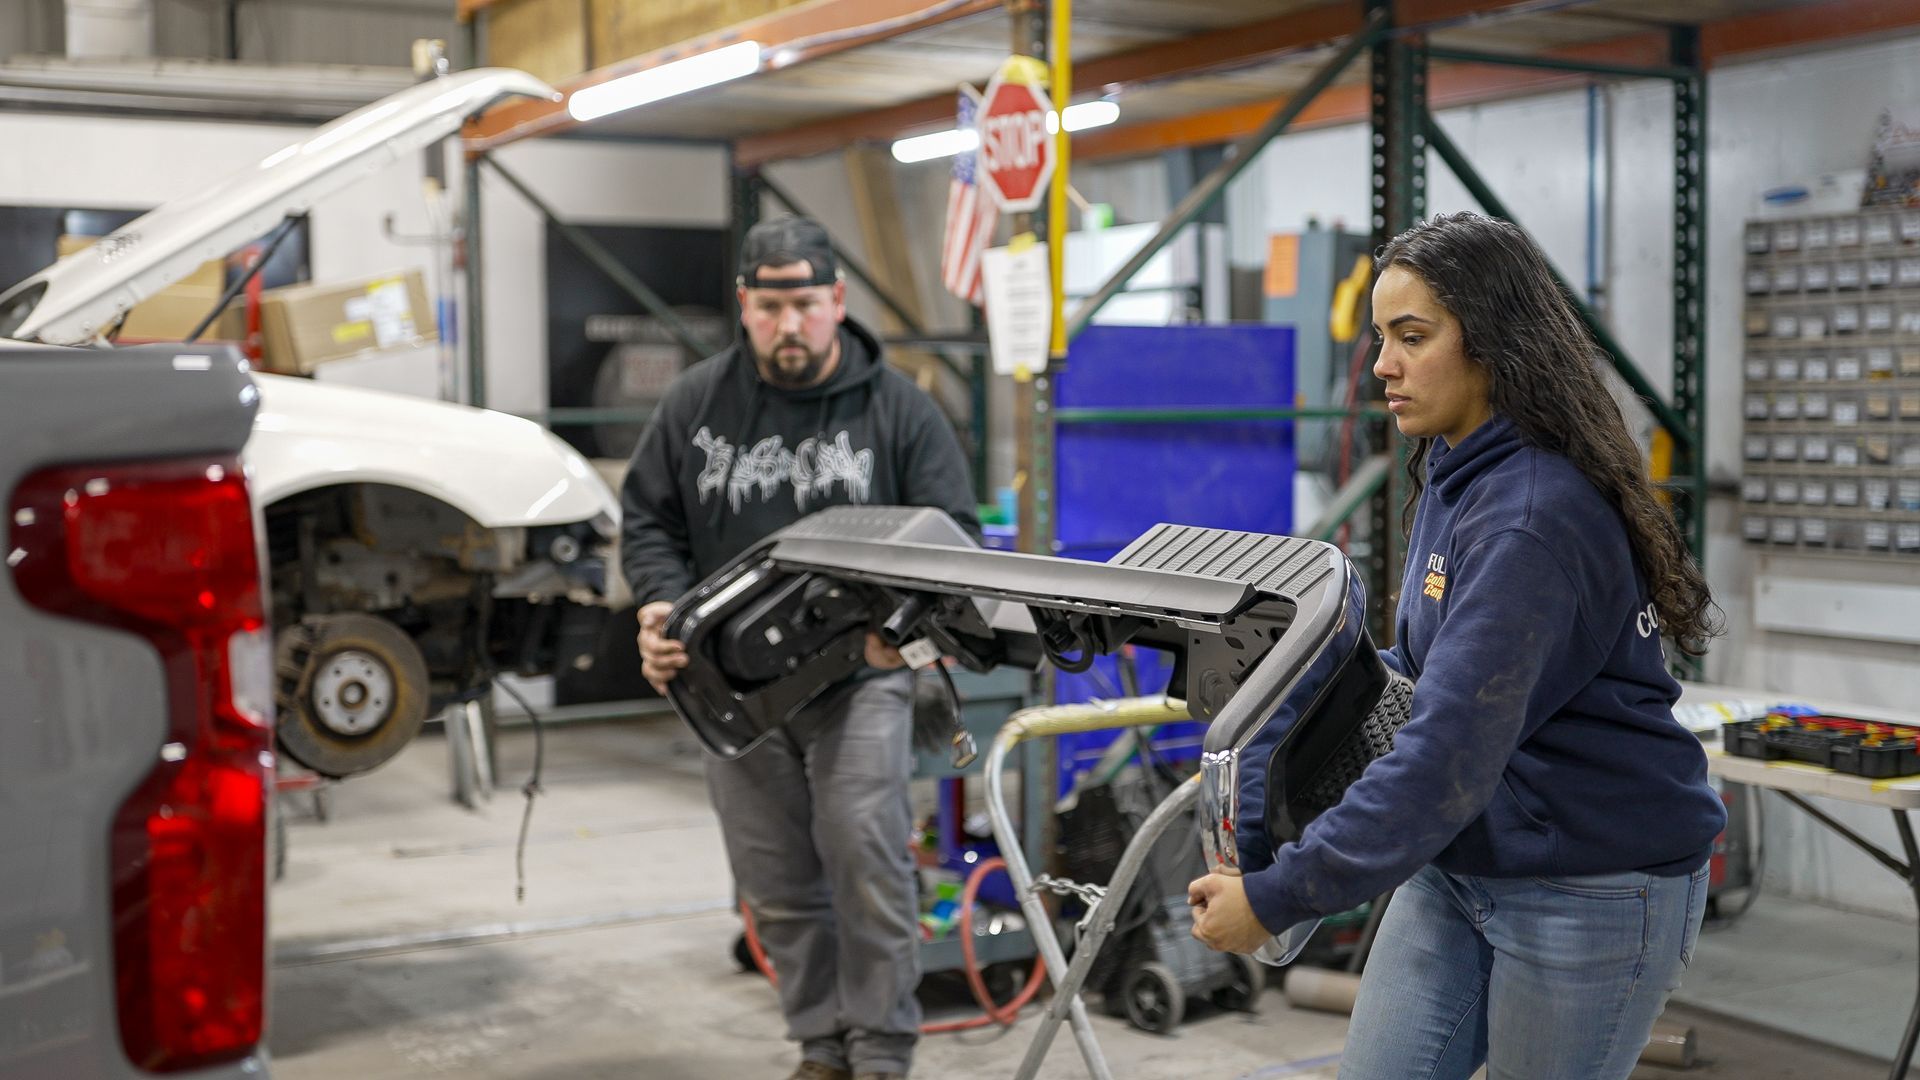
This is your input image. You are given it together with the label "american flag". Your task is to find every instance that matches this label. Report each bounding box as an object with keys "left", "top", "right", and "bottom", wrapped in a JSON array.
[{"left": 941, "top": 86, "right": 996, "bottom": 307}]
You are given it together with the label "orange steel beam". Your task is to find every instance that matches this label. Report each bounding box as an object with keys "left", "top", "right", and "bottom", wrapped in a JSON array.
[
  {"left": 462, "top": 0, "right": 1001, "bottom": 152},
  {"left": 733, "top": 0, "right": 1570, "bottom": 166},
  {"left": 456, "top": 0, "right": 504, "bottom": 22},
  {"left": 1073, "top": 0, "right": 1585, "bottom": 91},
  {"left": 1074, "top": 62, "right": 1590, "bottom": 160},
  {"left": 1078, "top": 0, "right": 1920, "bottom": 162},
  {"left": 1073, "top": 2, "right": 1361, "bottom": 93},
  {"left": 1700, "top": 0, "right": 1920, "bottom": 64}
]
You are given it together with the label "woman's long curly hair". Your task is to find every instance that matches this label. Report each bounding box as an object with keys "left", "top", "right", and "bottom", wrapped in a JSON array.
[{"left": 1376, "top": 212, "right": 1720, "bottom": 655}]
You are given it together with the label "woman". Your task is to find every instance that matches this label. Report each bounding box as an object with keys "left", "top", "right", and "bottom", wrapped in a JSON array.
[{"left": 1188, "top": 211, "right": 1725, "bottom": 1080}]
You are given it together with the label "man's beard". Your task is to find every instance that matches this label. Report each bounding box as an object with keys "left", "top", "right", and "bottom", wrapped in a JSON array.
[{"left": 757, "top": 335, "right": 833, "bottom": 388}]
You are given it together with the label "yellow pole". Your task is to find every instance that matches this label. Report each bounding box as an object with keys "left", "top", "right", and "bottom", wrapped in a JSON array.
[
  {"left": 1002, "top": 696, "right": 1189, "bottom": 745},
  {"left": 1047, "top": 0, "right": 1070, "bottom": 361}
]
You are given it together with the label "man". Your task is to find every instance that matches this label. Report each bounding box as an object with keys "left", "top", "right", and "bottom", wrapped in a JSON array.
[{"left": 620, "top": 215, "right": 978, "bottom": 1080}]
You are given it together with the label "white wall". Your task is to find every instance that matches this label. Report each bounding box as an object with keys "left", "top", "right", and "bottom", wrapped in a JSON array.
[{"left": 1214, "top": 88, "right": 1602, "bottom": 299}]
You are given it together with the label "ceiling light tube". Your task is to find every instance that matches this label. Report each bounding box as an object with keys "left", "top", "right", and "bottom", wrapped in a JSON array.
[
  {"left": 892, "top": 127, "right": 979, "bottom": 164},
  {"left": 567, "top": 40, "right": 762, "bottom": 123},
  {"left": 890, "top": 100, "right": 1119, "bottom": 163},
  {"left": 1059, "top": 99, "right": 1119, "bottom": 132}
]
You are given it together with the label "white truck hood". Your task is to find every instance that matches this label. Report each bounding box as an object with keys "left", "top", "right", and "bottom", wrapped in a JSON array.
[
  {"left": 0, "top": 67, "right": 613, "bottom": 532},
  {"left": 249, "top": 373, "right": 617, "bottom": 528},
  {"left": 0, "top": 67, "right": 554, "bottom": 345}
]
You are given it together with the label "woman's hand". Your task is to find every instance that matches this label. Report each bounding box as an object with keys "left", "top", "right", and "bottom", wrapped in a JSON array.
[{"left": 1188, "top": 872, "right": 1272, "bottom": 954}]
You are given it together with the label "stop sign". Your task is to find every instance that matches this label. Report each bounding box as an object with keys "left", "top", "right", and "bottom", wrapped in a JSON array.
[{"left": 977, "top": 71, "right": 1054, "bottom": 214}]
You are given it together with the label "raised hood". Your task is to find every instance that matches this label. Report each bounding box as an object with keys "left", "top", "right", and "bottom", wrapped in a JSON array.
[
  {"left": 248, "top": 373, "right": 617, "bottom": 528},
  {"left": 0, "top": 67, "right": 554, "bottom": 345}
]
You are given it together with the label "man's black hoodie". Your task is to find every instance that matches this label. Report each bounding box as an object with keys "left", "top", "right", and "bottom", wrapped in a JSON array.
[{"left": 620, "top": 315, "right": 978, "bottom": 607}]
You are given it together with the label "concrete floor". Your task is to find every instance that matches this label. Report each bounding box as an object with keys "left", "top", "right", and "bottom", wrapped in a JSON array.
[{"left": 266, "top": 715, "right": 1893, "bottom": 1080}]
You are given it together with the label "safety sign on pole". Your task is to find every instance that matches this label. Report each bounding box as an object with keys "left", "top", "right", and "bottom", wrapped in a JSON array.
[
  {"left": 976, "top": 58, "right": 1055, "bottom": 214},
  {"left": 982, "top": 234, "right": 1052, "bottom": 375}
]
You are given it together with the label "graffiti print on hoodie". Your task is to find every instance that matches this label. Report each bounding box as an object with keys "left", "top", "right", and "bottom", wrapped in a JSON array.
[
  {"left": 693, "top": 427, "right": 875, "bottom": 513},
  {"left": 619, "top": 316, "right": 980, "bottom": 609}
]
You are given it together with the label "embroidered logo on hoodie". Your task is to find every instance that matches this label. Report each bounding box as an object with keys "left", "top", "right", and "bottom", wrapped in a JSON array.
[
  {"left": 692, "top": 426, "right": 874, "bottom": 512},
  {"left": 1422, "top": 553, "right": 1447, "bottom": 602}
]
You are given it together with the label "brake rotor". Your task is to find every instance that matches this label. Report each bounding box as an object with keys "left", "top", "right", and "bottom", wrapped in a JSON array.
[{"left": 275, "top": 613, "right": 430, "bottom": 779}]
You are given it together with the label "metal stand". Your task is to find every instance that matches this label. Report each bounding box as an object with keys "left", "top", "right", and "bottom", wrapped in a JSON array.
[
  {"left": 445, "top": 699, "right": 495, "bottom": 809},
  {"left": 1774, "top": 793, "right": 1920, "bottom": 1080},
  {"left": 983, "top": 696, "right": 1200, "bottom": 1080}
]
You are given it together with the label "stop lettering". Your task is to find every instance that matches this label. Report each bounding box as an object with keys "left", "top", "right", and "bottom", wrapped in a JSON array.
[{"left": 977, "top": 73, "right": 1054, "bottom": 213}]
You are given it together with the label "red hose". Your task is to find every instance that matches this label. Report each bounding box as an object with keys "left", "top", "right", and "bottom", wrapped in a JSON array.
[
  {"left": 740, "top": 900, "right": 777, "bottom": 986},
  {"left": 740, "top": 855, "right": 1048, "bottom": 1034},
  {"left": 923, "top": 856, "right": 1048, "bottom": 1032}
]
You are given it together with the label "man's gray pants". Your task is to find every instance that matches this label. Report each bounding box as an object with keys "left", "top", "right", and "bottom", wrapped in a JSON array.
[{"left": 706, "top": 670, "right": 921, "bottom": 1075}]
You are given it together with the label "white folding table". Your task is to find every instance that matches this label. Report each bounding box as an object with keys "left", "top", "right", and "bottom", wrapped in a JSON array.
[{"left": 1690, "top": 684, "right": 1920, "bottom": 1080}]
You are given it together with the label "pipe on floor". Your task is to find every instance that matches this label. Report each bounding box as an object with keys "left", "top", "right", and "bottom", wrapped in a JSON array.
[{"left": 1282, "top": 966, "right": 1360, "bottom": 1015}]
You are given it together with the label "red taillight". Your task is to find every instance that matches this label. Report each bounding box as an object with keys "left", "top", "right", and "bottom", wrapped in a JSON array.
[{"left": 9, "top": 455, "right": 270, "bottom": 1072}]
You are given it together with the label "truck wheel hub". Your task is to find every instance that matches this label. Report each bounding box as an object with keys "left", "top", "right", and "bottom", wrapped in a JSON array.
[{"left": 311, "top": 649, "right": 394, "bottom": 736}]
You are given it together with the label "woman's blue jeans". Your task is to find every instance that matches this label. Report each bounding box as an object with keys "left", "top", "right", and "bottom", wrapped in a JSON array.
[{"left": 1338, "top": 860, "right": 1710, "bottom": 1080}]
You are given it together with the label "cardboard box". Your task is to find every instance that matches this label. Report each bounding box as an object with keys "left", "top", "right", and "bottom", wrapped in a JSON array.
[
  {"left": 117, "top": 286, "right": 246, "bottom": 343},
  {"left": 259, "top": 269, "right": 436, "bottom": 376},
  {"left": 58, "top": 234, "right": 233, "bottom": 339},
  {"left": 588, "top": 0, "right": 809, "bottom": 67},
  {"left": 488, "top": 0, "right": 589, "bottom": 83}
]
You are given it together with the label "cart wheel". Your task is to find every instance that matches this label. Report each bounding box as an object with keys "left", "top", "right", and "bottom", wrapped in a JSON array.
[
  {"left": 1123, "top": 962, "right": 1185, "bottom": 1034},
  {"left": 732, "top": 931, "right": 758, "bottom": 973},
  {"left": 983, "top": 961, "right": 1023, "bottom": 1003},
  {"left": 1211, "top": 953, "right": 1265, "bottom": 1012}
]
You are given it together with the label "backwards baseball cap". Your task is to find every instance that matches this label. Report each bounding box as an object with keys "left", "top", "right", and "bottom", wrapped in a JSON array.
[{"left": 737, "top": 215, "right": 840, "bottom": 289}]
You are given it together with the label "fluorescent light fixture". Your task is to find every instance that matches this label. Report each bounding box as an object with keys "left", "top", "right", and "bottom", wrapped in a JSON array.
[
  {"left": 1058, "top": 99, "right": 1119, "bottom": 132},
  {"left": 892, "top": 127, "right": 979, "bottom": 164},
  {"left": 568, "top": 40, "right": 761, "bottom": 122},
  {"left": 890, "top": 100, "right": 1120, "bottom": 163}
]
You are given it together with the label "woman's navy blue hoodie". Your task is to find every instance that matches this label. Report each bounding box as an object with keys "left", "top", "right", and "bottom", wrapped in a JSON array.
[{"left": 1239, "top": 415, "right": 1725, "bottom": 934}]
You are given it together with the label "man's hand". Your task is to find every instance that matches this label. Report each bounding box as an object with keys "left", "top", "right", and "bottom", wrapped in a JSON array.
[
  {"left": 1189, "top": 873, "right": 1272, "bottom": 955},
  {"left": 637, "top": 601, "right": 688, "bottom": 695},
  {"left": 864, "top": 633, "right": 907, "bottom": 670}
]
